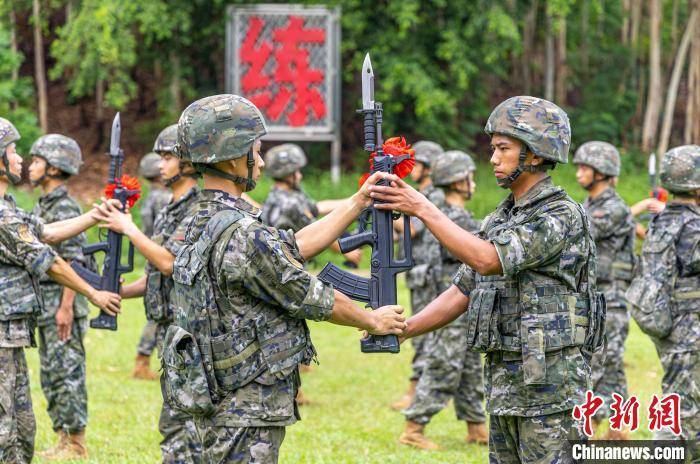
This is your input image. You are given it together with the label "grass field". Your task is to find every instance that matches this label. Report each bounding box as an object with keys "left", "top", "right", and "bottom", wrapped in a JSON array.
[{"left": 13, "top": 162, "right": 666, "bottom": 463}]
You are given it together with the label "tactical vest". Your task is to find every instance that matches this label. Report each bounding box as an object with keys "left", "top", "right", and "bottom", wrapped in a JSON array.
[
  {"left": 162, "top": 209, "right": 314, "bottom": 417},
  {"left": 595, "top": 215, "right": 635, "bottom": 286},
  {"left": 626, "top": 207, "right": 700, "bottom": 339},
  {"left": 0, "top": 265, "right": 43, "bottom": 321},
  {"left": 464, "top": 194, "right": 605, "bottom": 385}
]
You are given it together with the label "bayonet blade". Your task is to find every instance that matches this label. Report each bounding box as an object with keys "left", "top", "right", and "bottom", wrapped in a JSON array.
[
  {"left": 110, "top": 113, "right": 121, "bottom": 156},
  {"left": 361, "top": 53, "right": 374, "bottom": 110},
  {"left": 648, "top": 152, "right": 657, "bottom": 176}
]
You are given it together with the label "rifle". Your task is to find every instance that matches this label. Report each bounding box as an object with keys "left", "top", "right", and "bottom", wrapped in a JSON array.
[
  {"left": 318, "top": 54, "right": 413, "bottom": 354},
  {"left": 639, "top": 152, "right": 668, "bottom": 222},
  {"left": 71, "top": 113, "right": 136, "bottom": 331}
]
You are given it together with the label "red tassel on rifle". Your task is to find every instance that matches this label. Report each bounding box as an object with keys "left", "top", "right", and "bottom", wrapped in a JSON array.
[
  {"left": 104, "top": 175, "right": 142, "bottom": 208},
  {"left": 358, "top": 137, "right": 415, "bottom": 188}
]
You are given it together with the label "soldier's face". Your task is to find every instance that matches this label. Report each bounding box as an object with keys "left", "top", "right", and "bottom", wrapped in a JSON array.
[
  {"left": 410, "top": 162, "right": 428, "bottom": 182},
  {"left": 159, "top": 153, "right": 178, "bottom": 180},
  {"left": 489, "top": 134, "right": 522, "bottom": 180},
  {"left": 575, "top": 164, "right": 595, "bottom": 189},
  {"left": 4, "top": 144, "right": 23, "bottom": 179},
  {"left": 251, "top": 139, "right": 264, "bottom": 181},
  {"left": 28, "top": 156, "right": 47, "bottom": 185}
]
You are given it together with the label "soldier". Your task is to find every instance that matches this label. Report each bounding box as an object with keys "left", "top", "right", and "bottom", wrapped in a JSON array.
[
  {"left": 26, "top": 134, "right": 92, "bottom": 459},
  {"left": 626, "top": 145, "right": 700, "bottom": 460},
  {"left": 574, "top": 141, "right": 635, "bottom": 440},
  {"left": 160, "top": 94, "right": 405, "bottom": 463},
  {"left": 391, "top": 140, "right": 445, "bottom": 411},
  {"left": 399, "top": 150, "right": 488, "bottom": 449},
  {"left": 0, "top": 118, "right": 121, "bottom": 463},
  {"left": 368, "top": 96, "right": 604, "bottom": 462},
  {"left": 95, "top": 124, "right": 203, "bottom": 463},
  {"left": 261, "top": 143, "right": 361, "bottom": 266},
  {"left": 133, "top": 151, "right": 172, "bottom": 380}
]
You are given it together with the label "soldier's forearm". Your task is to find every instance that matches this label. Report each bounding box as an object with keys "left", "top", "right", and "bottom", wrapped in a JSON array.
[
  {"left": 42, "top": 211, "right": 96, "bottom": 245},
  {"left": 47, "top": 257, "right": 98, "bottom": 303},
  {"left": 405, "top": 285, "right": 469, "bottom": 339},
  {"left": 328, "top": 290, "right": 377, "bottom": 331},
  {"left": 59, "top": 260, "right": 78, "bottom": 310},
  {"left": 316, "top": 198, "right": 346, "bottom": 216},
  {"left": 121, "top": 275, "right": 147, "bottom": 298}
]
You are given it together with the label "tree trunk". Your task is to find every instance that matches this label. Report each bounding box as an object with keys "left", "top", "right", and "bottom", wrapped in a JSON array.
[
  {"left": 9, "top": 8, "right": 18, "bottom": 110},
  {"left": 94, "top": 77, "right": 105, "bottom": 151},
  {"left": 657, "top": 9, "right": 697, "bottom": 156},
  {"left": 555, "top": 14, "right": 567, "bottom": 104},
  {"left": 33, "top": 0, "right": 48, "bottom": 132},
  {"left": 169, "top": 51, "right": 182, "bottom": 114},
  {"left": 631, "top": 0, "right": 642, "bottom": 51},
  {"left": 522, "top": 0, "right": 539, "bottom": 95},
  {"left": 642, "top": 0, "right": 662, "bottom": 153},
  {"left": 685, "top": 0, "right": 700, "bottom": 143},
  {"left": 545, "top": 13, "right": 555, "bottom": 101},
  {"left": 671, "top": 0, "right": 679, "bottom": 53},
  {"left": 621, "top": 0, "right": 630, "bottom": 44},
  {"left": 581, "top": 1, "right": 589, "bottom": 71}
]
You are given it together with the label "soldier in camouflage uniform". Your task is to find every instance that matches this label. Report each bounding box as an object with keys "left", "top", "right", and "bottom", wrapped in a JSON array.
[
  {"left": 97, "top": 124, "right": 203, "bottom": 463},
  {"left": 391, "top": 140, "right": 446, "bottom": 411},
  {"left": 159, "top": 94, "right": 405, "bottom": 463},
  {"left": 0, "top": 118, "right": 121, "bottom": 463},
  {"left": 25, "top": 134, "right": 92, "bottom": 459},
  {"left": 370, "top": 96, "right": 604, "bottom": 463},
  {"left": 626, "top": 145, "right": 700, "bottom": 461},
  {"left": 400, "top": 150, "right": 488, "bottom": 450},
  {"left": 133, "top": 151, "right": 172, "bottom": 380},
  {"left": 574, "top": 141, "right": 635, "bottom": 440}
]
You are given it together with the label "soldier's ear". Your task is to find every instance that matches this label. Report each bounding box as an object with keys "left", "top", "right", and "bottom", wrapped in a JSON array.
[{"left": 530, "top": 154, "right": 544, "bottom": 166}]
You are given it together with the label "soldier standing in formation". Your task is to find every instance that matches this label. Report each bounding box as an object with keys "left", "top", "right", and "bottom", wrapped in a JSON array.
[
  {"left": 132, "top": 151, "right": 172, "bottom": 381},
  {"left": 627, "top": 145, "right": 700, "bottom": 461},
  {"left": 0, "top": 118, "right": 121, "bottom": 463},
  {"left": 391, "top": 140, "right": 446, "bottom": 411},
  {"left": 160, "top": 94, "right": 405, "bottom": 463},
  {"left": 369, "top": 96, "right": 604, "bottom": 463},
  {"left": 26, "top": 134, "right": 93, "bottom": 459},
  {"left": 95, "top": 124, "right": 204, "bottom": 463},
  {"left": 573, "top": 141, "right": 635, "bottom": 440},
  {"left": 399, "top": 150, "right": 488, "bottom": 449}
]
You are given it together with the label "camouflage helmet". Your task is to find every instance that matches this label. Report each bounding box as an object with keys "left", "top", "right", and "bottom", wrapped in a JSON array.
[
  {"left": 484, "top": 96, "right": 571, "bottom": 164},
  {"left": 660, "top": 145, "right": 700, "bottom": 193},
  {"left": 412, "top": 140, "right": 444, "bottom": 166},
  {"left": 30, "top": 134, "right": 83, "bottom": 175},
  {"left": 264, "top": 143, "right": 307, "bottom": 179},
  {"left": 139, "top": 152, "right": 162, "bottom": 179},
  {"left": 0, "top": 117, "right": 20, "bottom": 153},
  {"left": 573, "top": 141, "right": 621, "bottom": 177},
  {"left": 153, "top": 124, "right": 178, "bottom": 154},
  {"left": 174, "top": 94, "right": 267, "bottom": 164},
  {"left": 431, "top": 150, "right": 476, "bottom": 186}
]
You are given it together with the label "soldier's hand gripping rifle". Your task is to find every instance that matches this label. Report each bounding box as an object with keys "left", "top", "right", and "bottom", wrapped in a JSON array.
[
  {"left": 318, "top": 54, "right": 413, "bottom": 354},
  {"left": 71, "top": 113, "right": 138, "bottom": 331}
]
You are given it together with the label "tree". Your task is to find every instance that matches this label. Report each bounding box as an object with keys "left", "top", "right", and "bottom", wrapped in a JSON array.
[
  {"left": 32, "top": 0, "right": 48, "bottom": 132},
  {"left": 642, "top": 0, "right": 662, "bottom": 153}
]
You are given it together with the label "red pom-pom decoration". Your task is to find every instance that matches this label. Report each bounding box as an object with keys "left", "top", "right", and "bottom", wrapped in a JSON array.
[
  {"left": 104, "top": 175, "right": 142, "bottom": 208},
  {"left": 358, "top": 136, "right": 415, "bottom": 187}
]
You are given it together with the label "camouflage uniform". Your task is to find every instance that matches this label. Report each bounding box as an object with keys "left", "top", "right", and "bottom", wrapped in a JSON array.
[
  {"left": 627, "top": 146, "right": 700, "bottom": 459},
  {"left": 405, "top": 184, "right": 445, "bottom": 381},
  {"left": 404, "top": 203, "right": 485, "bottom": 426},
  {"left": 136, "top": 186, "right": 171, "bottom": 357},
  {"left": 146, "top": 185, "right": 203, "bottom": 463},
  {"left": 582, "top": 187, "right": 634, "bottom": 420},
  {"left": 261, "top": 186, "right": 318, "bottom": 233},
  {"left": 32, "top": 185, "right": 90, "bottom": 434},
  {"left": 0, "top": 194, "right": 57, "bottom": 464},
  {"left": 451, "top": 97, "right": 602, "bottom": 463}
]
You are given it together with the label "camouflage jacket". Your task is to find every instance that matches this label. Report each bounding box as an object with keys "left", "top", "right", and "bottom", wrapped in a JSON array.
[
  {"left": 179, "top": 189, "right": 334, "bottom": 427},
  {"left": 0, "top": 194, "right": 56, "bottom": 347},
  {"left": 635, "top": 202, "right": 700, "bottom": 354},
  {"left": 583, "top": 187, "right": 635, "bottom": 311},
  {"left": 405, "top": 183, "right": 446, "bottom": 291},
  {"left": 260, "top": 185, "right": 318, "bottom": 233},
  {"left": 140, "top": 186, "right": 172, "bottom": 237},
  {"left": 435, "top": 202, "right": 480, "bottom": 291},
  {"left": 33, "top": 185, "right": 89, "bottom": 325},
  {"left": 144, "top": 186, "right": 200, "bottom": 324},
  {"left": 453, "top": 177, "right": 596, "bottom": 417}
]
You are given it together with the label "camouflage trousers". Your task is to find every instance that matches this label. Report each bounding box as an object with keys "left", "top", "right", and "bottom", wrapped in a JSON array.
[
  {"left": 156, "top": 323, "right": 203, "bottom": 464},
  {"left": 489, "top": 410, "right": 584, "bottom": 464},
  {"left": 409, "top": 288, "right": 438, "bottom": 381},
  {"left": 0, "top": 348, "right": 35, "bottom": 464},
  {"left": 137, "top": 319, "right": 158, "bottom": 357},
  {"left": 655, "top": 350, "right": 700, "bottom": 462},
  {"left": 37, "top": 318, "right": 88, "bottom": 433},
  {"left": 199, "top": 426, "right": 285, "bottom": 464},
  {"left": 590, "top": 309, "right": 629, "bottom": 420},
  {"left": 404, "top": 313, "right": 486, "bottom": 425}
]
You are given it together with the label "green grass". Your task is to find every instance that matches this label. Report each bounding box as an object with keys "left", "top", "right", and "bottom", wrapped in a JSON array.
[{"left": 14, "top": 164, "right": 663, "bottom": 462}]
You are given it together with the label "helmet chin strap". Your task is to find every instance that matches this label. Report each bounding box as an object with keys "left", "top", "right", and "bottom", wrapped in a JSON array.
[
  {"left": 163, "top": 162, "right": 201, "bottom": 188},
  {"left": 1, "top": 150, "right": 21, "bottom": 185},
  {"left": 496, "top": 146, "right": 548, "bottom": 189},
  {"left": 195, "top": 150, "right": 256, "bottom": 192}
]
